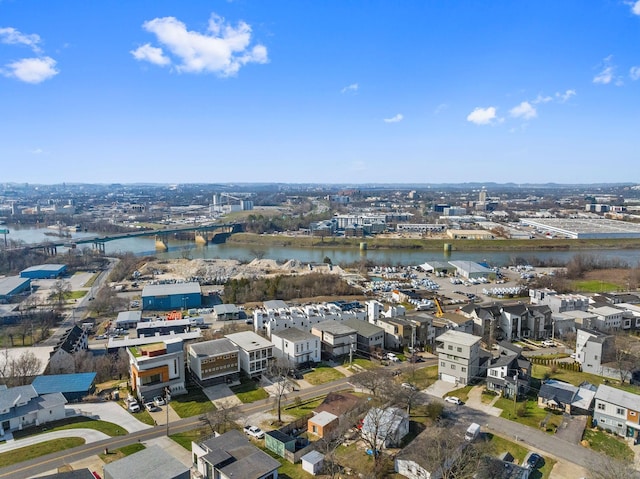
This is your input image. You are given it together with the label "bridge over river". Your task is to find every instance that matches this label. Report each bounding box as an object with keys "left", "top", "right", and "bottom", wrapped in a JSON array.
[{"left": 21, "top": 223, "right": 240, "bottom": 255}]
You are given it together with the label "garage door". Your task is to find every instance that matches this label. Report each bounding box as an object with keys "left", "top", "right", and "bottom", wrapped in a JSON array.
[{"left": 440, "top": 373, "right": 457, "bottom": 384}]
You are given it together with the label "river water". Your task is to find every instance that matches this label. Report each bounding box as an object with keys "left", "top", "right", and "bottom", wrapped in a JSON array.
[{"left": 5, "top": 224, "right": 640, "bottom": 267}]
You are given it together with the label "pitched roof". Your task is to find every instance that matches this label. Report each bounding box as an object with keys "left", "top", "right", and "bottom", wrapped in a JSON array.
[
  {"left": 32, "top": 373, "right": 96, "bottom": 395},
  {"left": 199, "top": 429, "right": 280, "bottom": 479},
  {"left": 595, "top": 384, "right": 640, "bottom": 410},
  {"left": 538, "top": 380, "right": 577, "bottom": 406},
  {"left": 313, "top": 391, "right": 361, "bottom": 417}
]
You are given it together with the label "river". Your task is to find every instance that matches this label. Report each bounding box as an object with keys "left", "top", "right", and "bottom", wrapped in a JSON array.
[{"left": 5, "top": 224, "right": 640, "bottom": 267}]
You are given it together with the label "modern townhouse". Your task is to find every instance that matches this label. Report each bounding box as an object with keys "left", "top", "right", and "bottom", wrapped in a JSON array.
[
  {"left": 270, "top": 327, "right": 320, "bottom": 365},
  {"left": 226, "top": 331, "right": 274, "bottom": 378},
  {"left": 593, "top": 384, "right": 640, "bottom": 441},
  {"left": 486, "top": 342, "right": 531, "bottom": 399},
  {"left": 589, "top": 305, "right": 623, "bottom": 331},
  {"left": 0, "top": 385, "right": 67, "bottom": 437},
  {"left": 575, "top": 328, "right": 615, "bottom": 376},
  {"left": 128, "top": 337, "right": 186, "bottom": 402},
  {"left": 311, "top": 320, "right": 356, "bottom": 359},
  {"left": 436, "top": 330, "right": 482, "bottom": 385},
  {"left": 342, "top": 318, "right": 385, "bottom": 354},
  {"left": 188, "top": 338, "right": 240, "bottom": 386}
]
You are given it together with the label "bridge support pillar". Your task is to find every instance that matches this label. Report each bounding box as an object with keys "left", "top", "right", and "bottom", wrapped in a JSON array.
[
  {"left": 93, "top": 241, "right": 106, "bottom": 254},
  {"left": 194, "top": 232, "right": 207, "bottom": 245},
  {"left": 155, "top": 234, "right": 168, "bottom": 251}
]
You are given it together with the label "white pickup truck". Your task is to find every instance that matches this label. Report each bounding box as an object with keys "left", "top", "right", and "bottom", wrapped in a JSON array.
[{"left": 244, "top": 425, "right": 265, "bottom": 439}]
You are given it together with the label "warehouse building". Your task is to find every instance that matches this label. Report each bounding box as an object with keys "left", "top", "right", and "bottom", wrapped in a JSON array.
[
  {"left": 0, "top": 276, "right": 31, "bottom": 303},
  {"left": 141, "top": 282, "right": 201, "bottom": 311},
  {"left": 520, "top": 218, "right": 640, "bottom": 239},
  {"left": 32, "top": 372, "right": 97, "bottom": 402},
  {"left": 20, "top": 264, "right": 67, "bottom": 279}
]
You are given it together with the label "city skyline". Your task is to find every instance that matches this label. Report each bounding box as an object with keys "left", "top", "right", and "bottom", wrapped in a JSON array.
[{"left": 1, "top": 1, "right": 639, "bottom": 185}]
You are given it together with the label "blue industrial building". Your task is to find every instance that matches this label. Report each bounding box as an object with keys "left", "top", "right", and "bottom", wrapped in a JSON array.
[
  {"left": 0, "top": 276, "right": 31, "bottom": 303},
  {"left": 141, "top": 282, "right": 201, "bottom": 311},
  {"left": 32, "top": 372, "right": 97, "bottom": 402},
  {"left": 20, "top": 264, "right": 67, "bottom": 279}
]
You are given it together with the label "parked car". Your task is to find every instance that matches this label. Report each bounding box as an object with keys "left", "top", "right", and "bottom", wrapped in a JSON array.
[
  {"left": 153, "top": 396, "right": 166, "bottom": 406},
  {"left": 128, "top": 402, "right": 140, "bottom": 413},
  {"left": 288, "top": 369, "right": 303, "bottom": 380},
  {"left": 444, "top": 396, "right": 463, "bottom": 405},
  {"left": 401, "top": 383, "right": 417, "bottom": 391},
  {"left": 525, "top": 452, "right": 542, "bottom": 469},
  {"left": 244, "top": 425, "right": 265, "bottom": 439},
  {"left": 542, "top": 340, "right": 555, "bottom": 347},
  {"left": 144, "top": 402, "right": 158, "bottom": 412}
]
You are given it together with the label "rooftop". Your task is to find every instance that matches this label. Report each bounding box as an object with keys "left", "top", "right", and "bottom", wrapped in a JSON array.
[
  {"left": 141, "top": 281, "right": 201, "bottom": 297},
  {"left": 271, "top": 327, "right": 316, "bottom": 342},
  {"left": 312, "top": 320, "right": 357, "bottom": 336},
  {"left": 189, "top": 338, "right": 239, "bottom": 357},
  {"left": 226, "top": 331, "right": 273, "bottom": 351},
  {"left": 103, "top": 444, "right": 189, "bottom": 479},
  {"left": 436, "top": 329, "right": 481, "bottom": 346}
]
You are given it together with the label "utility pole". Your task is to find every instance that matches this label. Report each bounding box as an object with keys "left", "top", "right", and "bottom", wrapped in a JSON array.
[{"left": 165, "top": 386, "right": 171, "bottom": 436}]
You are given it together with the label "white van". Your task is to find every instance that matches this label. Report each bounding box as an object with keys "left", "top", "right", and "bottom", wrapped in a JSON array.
[{"left": 464, "top": 423, "right": 480, "bottom": 441}]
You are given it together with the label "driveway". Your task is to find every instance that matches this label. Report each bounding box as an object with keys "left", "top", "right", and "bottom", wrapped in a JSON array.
[
  {"left": 424, "top": 379, "right": 459, "bottom": 398},
  {"left": 202, "top": 384, "right": 242, "bottom": 408},
  {"left": 554, "top": 414, "right": 588, "bottom": 444},
  {"left": 68, "top": 402, "right": 152, "bottom": 433}
]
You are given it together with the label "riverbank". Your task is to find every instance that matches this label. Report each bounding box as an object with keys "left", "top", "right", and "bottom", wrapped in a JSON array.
[{"left": 227, "top": 232, "right": 640, "bottom": 252}]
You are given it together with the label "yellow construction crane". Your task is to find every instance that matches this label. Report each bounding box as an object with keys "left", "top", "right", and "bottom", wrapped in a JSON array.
[{"left": 434, "top": 298, "right": 445, "bottom": 317}]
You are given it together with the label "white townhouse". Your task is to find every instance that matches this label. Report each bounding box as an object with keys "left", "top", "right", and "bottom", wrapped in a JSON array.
[
  {"left": 270, "top": 327, "right": 321, "bottom": 365},
  {"left": 226, "top": 331, "right": 274, "bottom": 377}
]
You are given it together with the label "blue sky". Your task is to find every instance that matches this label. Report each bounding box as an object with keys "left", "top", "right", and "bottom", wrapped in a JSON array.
[{"left": 1, "top": 0, "right": 639, "bottom": 185}]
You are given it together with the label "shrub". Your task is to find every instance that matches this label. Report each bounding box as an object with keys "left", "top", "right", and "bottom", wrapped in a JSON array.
[{"left": 516, "top": 404, "right": 527, "bottom": 417}]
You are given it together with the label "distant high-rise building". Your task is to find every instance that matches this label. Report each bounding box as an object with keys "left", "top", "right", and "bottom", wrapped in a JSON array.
[{"left": 479, "top": 187, "right": 487, "bottom": 203}]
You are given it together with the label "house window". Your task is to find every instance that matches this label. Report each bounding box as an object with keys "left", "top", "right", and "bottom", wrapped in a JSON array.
[
  {"left": 461, "top": 367, "right": 466, "bottom": 372},
  {"left": 617, "top": 408, "right": 624, "bottom": 415},
  {"left": 630, "top": 411, "right": 637, "bottom": 417},
  {"left": 441, "top": 361, "right": 445, "bottom": 367},
  {"left": 597, "top": 403, "right": 605, "bottom": 410},
  {"left": 457, "top": 347, "right": 462, "bottom": 352},
  {"left": 450, "top": 364, "right": 456, "bottom": 370},
  {"left": 448, "top": 345, "right": 453, "bottom": 350}
]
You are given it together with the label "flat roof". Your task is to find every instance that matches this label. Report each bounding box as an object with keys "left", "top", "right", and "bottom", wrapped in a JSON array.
[
  {"left": 436, "top": 329, "right": 481, "bottom": 346},
  {"left": 20, "top": 264, "right": 66, "bottom": 273},
  {"left": 312, "top": 320, "right": 357, "bottom": 336},
  {"left": 107, "top": 330, "right": 202, "bottom": 349},
  {"left": 226, "top": 331, "right": 273, "bottom": 351},
  {"left": 116, "top": 310, "right": 142, "bottom": 323},
  {"left": 342, "top": 318, "right": 384, "bottom": 337},
  {"left": 141, "top": 281, "right": 201, "bottom": 297},
  {"left": 310, "top": 410, "right": 337, "bottom": 427},
  {"left": 271, "top": 327, "right": 316, "bottom": 342},
  {"left": 190, "top": 338, "right": 239, "bottom": 357},
  {"left": 0, "top": 276, "right": 30, "bottom": 296},
  {"left": 521, "top": 218, "right": 640, "bottom": 239},
  {"left": 448, "top": 260, "right": 493, "bottom": 274},
  {"left": 103, "top": 445, "right": 189, "bottom": 479}
]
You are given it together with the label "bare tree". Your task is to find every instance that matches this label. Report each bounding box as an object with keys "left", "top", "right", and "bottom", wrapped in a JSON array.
[
  {"left": 611, "top": 332, "right": 640, "bottom": 384},
  {"left": 588, "top": 454, "right": 640, "bottom": 479},
  {"left": 351, "top": 369, "right": 392, "bottom": 398},
  {"left": 48, "top": 279, "right": 71, "bottom": 311},
  {"left": 360, "top": 406, "right": 408, "bottom": 476},
  {"left": 201, "top": 399, "right": 239, "bottom": 434},
  {"left": 316, "top": 407, "right": 361, "bottom": 479},
  {"left": 266, "top": 357, "right": 295, "bottom": 424},
  {"left": 9, "top": 350, "right": 43, "bottom": 386}
]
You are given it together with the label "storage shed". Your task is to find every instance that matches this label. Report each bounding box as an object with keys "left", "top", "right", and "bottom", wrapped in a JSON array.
[
  {"left": 20, "top": 264, "right": 67, "bottom": 279},
  {"left": 301, "top": 450, "right": 324, "bottom": 475},
  {"left": 141, "top": 282, "right": 201, "bottom": 311}
]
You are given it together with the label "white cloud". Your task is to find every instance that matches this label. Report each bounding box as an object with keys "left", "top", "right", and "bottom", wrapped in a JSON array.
[
  {"left": 2, "top": 57, "right": 58, "bottom": 83},
  {"left": 532, "top": 94, "right": 553, "bottom": 104},
  {"left": 0, "top": 27, "right": 42, "bottom": 53},
  {"left": 383, "top": 113, "right": 403, "bottom": 123},
  {"left": 30, "top": 148, "right": 44, "bottom": 155},
  {"left": 434, "top": 103, "right": 448, "bottom": 115},
  {"left": 466, "top": 106, "right": 497, "bottom": 125},
  {"left": 632, "top": 0, "right": 640, "bottom": 15},
  {"left": 556, "top": 89, "right": 576, "bottom": 102},
  {"left": 130, "top": 43, "right": 170, "bottom": 66},
  {"left": 134, "top": 13, "right": 268, "bottom": 76},
  {"left": 341, "top": 83, "right": 358, "bottom": 94},
  {"left": 593, "top": 56, "right": 615, "bottom": 84},
  {"left": 630, "top": 66, "right": 640, "bottom": 81},
  {"left": 510, "top": 101, "right": 537, "bottom": 120}
]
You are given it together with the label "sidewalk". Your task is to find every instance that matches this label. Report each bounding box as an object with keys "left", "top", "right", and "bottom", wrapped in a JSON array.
[{"left": 0, "top": 429, "right": 109, "bottom": 453}]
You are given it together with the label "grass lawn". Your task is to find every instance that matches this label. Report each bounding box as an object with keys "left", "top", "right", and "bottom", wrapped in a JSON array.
[
  {"left": 261, "top": 445, "right": 315, "bottom": 479},
  {"left": 480, "top": 388, "right": 500, "bottom": 404},
  {"left": 495, "top": 397, "right": 563, "bottom": 433},
  {"left": 582, "top": 428, "right": 634, "bottom": 461},
  {"left": 134, "top": 409, "right": 156, "bottom": 426},
  {"left": 403, "top": 364, "right": 438, "bottom": 389},
  {"left": 304, "top": 364, "right": 346, "bottom": 385},
  {"left": 12, "top": 417, "right": 127, "bottom": 439},
  {"left": 170, "top": 388, "right": 216, "bottom": 418},
  {"left": 99, "top": 443, "right": 146, "bottom": 464},
  {"left": 67, "top": 290, "right": 88, "bottom": 300},
  {"left": 282, "top": 397, "right": 324, "bottom": 419},
  {"left": 230, "top": 378, "right": 269, "bottom": 403},
  {"left": 0, "top": 437, "right": 85, "bottom": 468},
  {"left": 446, "top": 385, "right": 473, "bottom": 402},
  {"left": 344, "top": 357, "right": 379, "bottom": 370},
  {"left": 572, "top": 279, "right": 619, "bottom": 293},
  {"left": 486, "top": 433, "right": 556, "bottom": 479},
  {"left": 83, "top": 272, "right": 100, "bottom": 288},
  {"left": 170, "top": 427, "right": 212, "bottom": 450}
]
